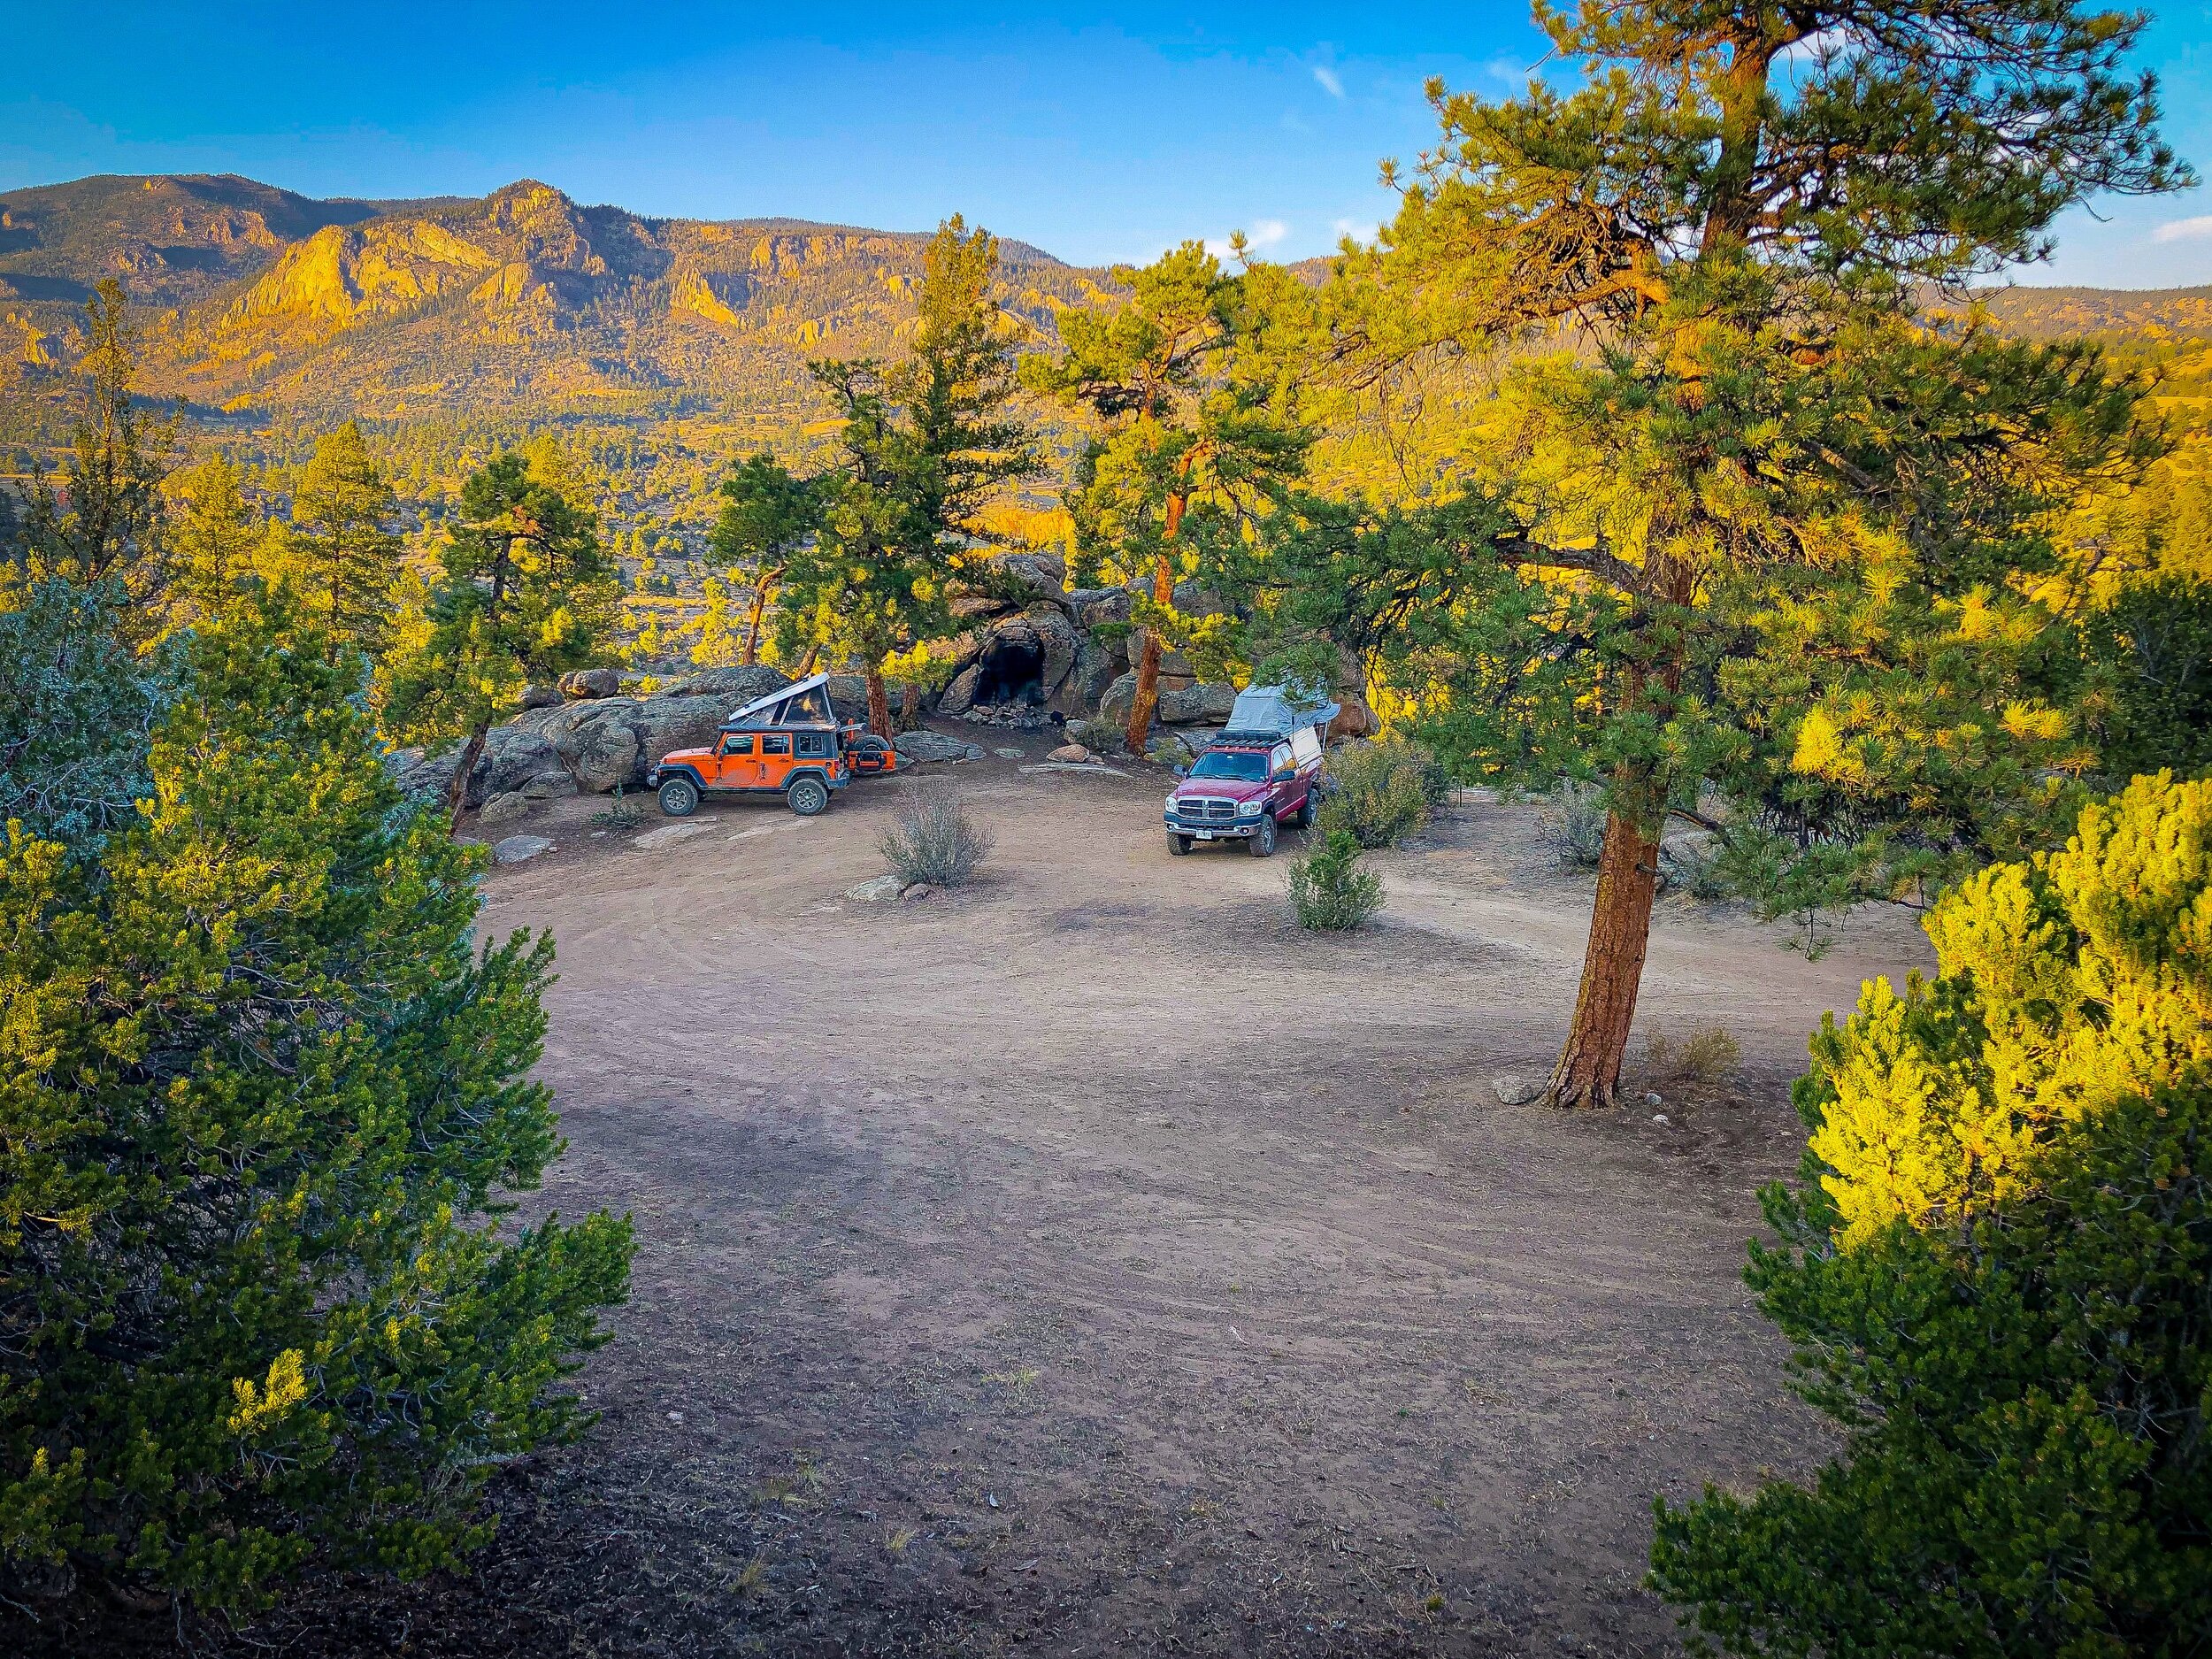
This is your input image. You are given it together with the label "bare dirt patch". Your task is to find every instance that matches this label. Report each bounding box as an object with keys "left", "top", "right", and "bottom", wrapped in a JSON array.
[{"left": 33, "top": 729, "right": 1933, "bottom": 1657}]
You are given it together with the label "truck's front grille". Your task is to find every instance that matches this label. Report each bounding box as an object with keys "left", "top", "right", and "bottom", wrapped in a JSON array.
[{"left": 1181, "top": 796, "right": 1238, "bottom": 822}]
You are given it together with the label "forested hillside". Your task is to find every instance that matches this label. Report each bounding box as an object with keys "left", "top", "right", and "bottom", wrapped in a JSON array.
[{"left": 7, "top": 173, "right": 2211, "bottom": 539}]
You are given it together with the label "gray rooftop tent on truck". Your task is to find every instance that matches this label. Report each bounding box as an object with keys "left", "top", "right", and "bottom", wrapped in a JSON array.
[
  {"left": 1220, "top": 685, "right": 1340, "bottom": 741},
  {"left": 1209, "top": 685, "right": 1340, "bottom": 772}
]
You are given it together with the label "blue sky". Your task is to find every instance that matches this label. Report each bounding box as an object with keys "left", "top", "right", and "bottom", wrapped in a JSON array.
[{"left": 6, "top": 2, "right": 2212, "bottom": 287}]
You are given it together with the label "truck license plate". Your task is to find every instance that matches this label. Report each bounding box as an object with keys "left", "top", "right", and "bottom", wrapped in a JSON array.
[{"left": 1194, "top": 829, "right": 1214, "bottom": 840}]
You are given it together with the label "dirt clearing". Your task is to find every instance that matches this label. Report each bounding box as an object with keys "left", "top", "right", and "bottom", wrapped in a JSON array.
[{"left": 46, "top": 732, "right": 1933, "bottom": 1657}]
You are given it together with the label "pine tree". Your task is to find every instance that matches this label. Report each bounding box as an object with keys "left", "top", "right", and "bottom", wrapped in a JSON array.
[
  {"left": 705, "top": 453, "right": 818, "bottom": 668},
  {"left": 288, "top": 421, "right": 403, "bottom": 656},
  {"left": 777, "top": 218, "right": 1036, "bottom": 735},
  {"left": 166, "top": 457, "right": 261, "bottom": 630},
  {"left": 0, "top": 587, "right": 632, "bottom": 1616},
  {"left": 1022, "top": 243, "right": 1310, "bottom": 753},
  {"left": 381, "top": 451, "right": 617, "bottom": 825},
  {"left": 773, "top": 366, "right": 935, "bottom": 734},
  {"left": 1327, "top": 0, "right": 2187, "bottom": 1105},
  {"left": 0, "top": 577, "right": 178, "bottom": 848},
  {"left": 1650, "top": 773, "right": 2212, "bottom": 1655},
  {"left": 11, "top": 280, "right": 176, "bottom": 634}
]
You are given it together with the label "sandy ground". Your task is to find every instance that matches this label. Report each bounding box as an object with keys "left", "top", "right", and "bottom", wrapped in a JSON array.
[{"left": 37, "top": 728, "right": 1937, "bottom": 1658}]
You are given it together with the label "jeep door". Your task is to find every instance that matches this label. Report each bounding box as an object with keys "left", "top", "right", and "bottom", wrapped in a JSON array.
[
  {"left": 757, "top": 732, "right": 794, "bottom": 787},
  {"left": 714, "top": 733, "right": 758, "bottom": 789}
]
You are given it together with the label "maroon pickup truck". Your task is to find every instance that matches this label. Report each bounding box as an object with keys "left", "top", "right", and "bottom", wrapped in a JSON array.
[{"left": 1163, "top": 727, "right": 1324, "bottom": 858}]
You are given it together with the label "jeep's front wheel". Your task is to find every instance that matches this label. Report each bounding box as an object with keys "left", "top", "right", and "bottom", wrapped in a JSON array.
[
  {"left": 787, "top": 776, "right": 830, "bottom": 817},
  {"left": 657, "top": 776, "right": 700, "bottom": 818}
]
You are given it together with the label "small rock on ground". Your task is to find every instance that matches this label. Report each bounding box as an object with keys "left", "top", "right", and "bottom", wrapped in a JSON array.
[
  {"left": 478, "top": 789, "right": 535, "bottom": 829},
  {"left": 901, "top": 882, "right": 936, "bottom": 901},
  {"left": 631, "top": 821, "right": 714, "bottom": 851},
  {"left": 1047, "top": 743, "right": 1094, "bottom": 764},
  {"left": 492, "top": 834, "right": 554, "bottom": 866},
  {"left": 846, "top": 874, "right": 905, "bottom": 902},
  {"left": 993, "top": 746, "right": 1025, "bottom": 759},
  {"left": 1492, "top": 1074, "right": 1544, "bottom": 1106}
]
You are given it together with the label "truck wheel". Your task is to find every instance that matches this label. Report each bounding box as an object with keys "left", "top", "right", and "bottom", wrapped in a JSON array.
[
  {"left": 1293, "top": 793, "right": 1316, "bottom": 829},
  {"left": 1167, "top": 832, "right": 1193, "bottom": 856},
  {"left": 1248, "top": 813, "right": 1278, "bottom": 858},
  {"left": 657, "top": 776, "right": 700, "bottom": 818},
  {"left": 787, "top": 776, "right": 830, "bottom": 817}
]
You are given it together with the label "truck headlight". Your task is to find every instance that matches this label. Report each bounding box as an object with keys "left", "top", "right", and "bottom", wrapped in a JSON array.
[
  {"left": 1236, "top": 797, "right": 1263, "bottom": 817},
  {"left": 1165, "top": 795, "right": 1182, "bottom": 814}
]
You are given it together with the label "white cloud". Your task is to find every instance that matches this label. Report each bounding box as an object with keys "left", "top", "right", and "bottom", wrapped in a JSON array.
[
  {"left": 2152, "top": 215, "right": 2212, "bottom": 244},
  {"left": 1312, "top": 65, "right": 1344, "bottom": 99}
]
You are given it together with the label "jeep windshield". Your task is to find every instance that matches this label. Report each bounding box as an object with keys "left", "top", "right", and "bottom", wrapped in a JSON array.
[{"left": 1188, "top": 751, "right": 1268, "bottom": 782}]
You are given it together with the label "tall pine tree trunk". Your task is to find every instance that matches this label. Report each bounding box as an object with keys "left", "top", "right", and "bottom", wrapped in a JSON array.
[
  {"left": 865, "top": 664, "right": 893, "bottom": 739},
  {"left": 1545, "top": 549, "right": 1692, "bottom": 1108},
  {"left": 1546, "top": 766, "right": 1663, "bottom": 1108},
  {"left": 1123, "top": 493, "right": 1186, "bottom": 755},
  {"left": 444, "top": 718, "right": 492, "bottom": 832},
  {"left": 740, "top": 565, "right": 781, "bottom": 666}
]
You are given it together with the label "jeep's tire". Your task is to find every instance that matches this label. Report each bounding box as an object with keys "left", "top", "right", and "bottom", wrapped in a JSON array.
[
  {"left": 657, "top": 776, "right": 700, "bottom": 818},
  {"left": 787, "top": 775, "right": 830, "bottom": 817},
  {"left": 849, "top": 734, "right": 892, "bottom": 773},
  {"left": 1167, "top": 832, "right": 1193, "bottom": 856},
  {"left": 1248, "top": 813, "right": 1278, "bottom": 858}
]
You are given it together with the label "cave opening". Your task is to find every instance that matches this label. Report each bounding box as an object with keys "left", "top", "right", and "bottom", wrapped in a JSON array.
[{"left": 972, "top": 634, "right": 1046, "bottom": 707}]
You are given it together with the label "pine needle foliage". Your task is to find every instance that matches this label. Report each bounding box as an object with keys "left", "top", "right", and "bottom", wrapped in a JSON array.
[
  {"left": 1651, "top": 773, "right": 2212, "bottom": 1655},
  {"left": 0, "top": 589, "right": 633, "bottom": 1615},
  {"left": 284, "top": 420, "right": 403, "bottom": 656},
  {"left": 775, "top": 217, "right": 1039, "bottom": 734},
  {"left": 380, "top": 449, "right": 617, "bottom": 821},
  {"left": 1292, "top": 0, "right": 2191, "bottom": 1104}
]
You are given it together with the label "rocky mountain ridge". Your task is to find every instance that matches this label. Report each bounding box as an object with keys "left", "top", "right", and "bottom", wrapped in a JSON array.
[{"left": 1, "top": 173, "right": 1104, "bottom": 432}]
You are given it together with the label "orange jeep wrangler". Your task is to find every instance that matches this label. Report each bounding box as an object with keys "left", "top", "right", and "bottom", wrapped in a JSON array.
[{"left": 645, "top": 671, "right": 898, "bottom": 818}]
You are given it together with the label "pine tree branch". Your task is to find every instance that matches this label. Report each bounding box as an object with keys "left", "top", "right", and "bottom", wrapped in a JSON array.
[{"left": 1494, "top": 535, "right": 1648, "bottom": 597}]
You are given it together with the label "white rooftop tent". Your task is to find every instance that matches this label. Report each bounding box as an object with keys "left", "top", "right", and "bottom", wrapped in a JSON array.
[{"left": 726, "top": 672, "right": 836, "bottom": 728}]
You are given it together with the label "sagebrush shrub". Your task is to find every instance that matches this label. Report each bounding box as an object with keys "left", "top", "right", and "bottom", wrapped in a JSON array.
[
  {"left": 1650, "top": 773, "right": 2212, "bottom": 1655},
  {"left": 1317, "top": 736, "right": 1446, "bottom": 849},
  {"left": 1288, "top": 828, "right": 1386, "bottom": 930},
  {"left": 1642, "top": 1025, "right": 1741, "bottom": 1085},
  {"left": 1540, "top": 781, "right": 1608, "bottom": 868},
  {"left": 1658, "top": 833, "right": 1730, "bottom": 899},
  {"left": 879, "top": 783, "right": 995, "bottom": 887}
]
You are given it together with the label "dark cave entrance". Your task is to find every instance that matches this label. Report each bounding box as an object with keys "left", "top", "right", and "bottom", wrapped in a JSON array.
[{"left": 972, "top": 634, "right": 1046, "bottom": 707}]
